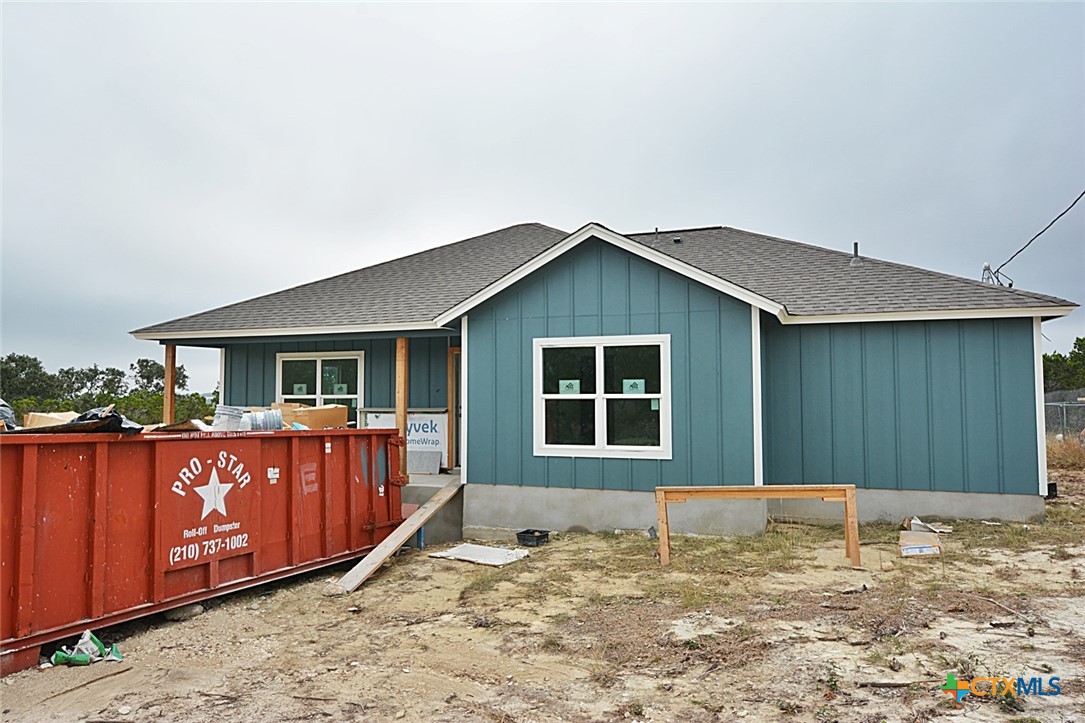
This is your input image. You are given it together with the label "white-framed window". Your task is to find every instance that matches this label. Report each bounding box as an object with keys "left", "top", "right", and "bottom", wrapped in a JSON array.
[
  {"left": 276, "top": 352, "right": 364, "bottom": 414},
  {"left": 532, "top": 334, "right": 672, "bottom": 459}
]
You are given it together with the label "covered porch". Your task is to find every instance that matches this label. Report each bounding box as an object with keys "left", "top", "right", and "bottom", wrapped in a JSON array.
[{"left": 157, "top": 328, "right": 463, "bottom": 473}]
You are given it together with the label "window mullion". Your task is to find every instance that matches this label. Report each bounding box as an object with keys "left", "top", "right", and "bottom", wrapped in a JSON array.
[{"left": 596, "top": 344, "right": 605, "bottom": 448}]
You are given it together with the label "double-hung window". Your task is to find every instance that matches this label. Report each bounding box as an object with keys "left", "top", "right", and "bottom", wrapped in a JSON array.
[
  {"left": 533, "top": 335, "right": 671, "bottom": 459},
  {"left": 276, "top": 352, "right": 364, "bottom": 415}
]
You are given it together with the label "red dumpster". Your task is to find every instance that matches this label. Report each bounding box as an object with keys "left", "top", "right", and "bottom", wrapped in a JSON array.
[{"left": 1, "top": 428, "right": 404, "bottom": 674}]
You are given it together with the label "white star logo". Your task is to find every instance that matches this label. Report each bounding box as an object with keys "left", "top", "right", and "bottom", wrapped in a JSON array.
[{"left": 193, "top": 468, "right": 233, "bottom": 520}]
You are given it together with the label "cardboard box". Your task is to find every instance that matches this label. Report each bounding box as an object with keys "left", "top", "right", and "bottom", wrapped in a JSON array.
[
  {"left": 898, "top": 530, "right": 942, "bottom": 557},
  {"left": 273, "top": 403, "right": 349, "bottom": 429},
  {"left": 23, "top": 411, "right": 80, "bottom": 429}
]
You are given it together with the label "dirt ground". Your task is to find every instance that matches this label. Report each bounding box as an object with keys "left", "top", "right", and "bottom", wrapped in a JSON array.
[{"left": 3, "top": 472, "right": 1083, "bottom": 723}]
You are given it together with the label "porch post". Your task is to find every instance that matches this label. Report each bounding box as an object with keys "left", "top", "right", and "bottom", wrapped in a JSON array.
[
  {"left": 395, "top": 337, "right": 409, "bottom": 471},
  {"left": 163, "top": 344, "right": 177, "bottom": 424}
]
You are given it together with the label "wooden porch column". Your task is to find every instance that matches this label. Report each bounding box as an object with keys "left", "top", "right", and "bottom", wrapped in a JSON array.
[
  {"left": 395, "top": 337, "right": 409, "bottom": 471},
  {"left": 163, "top": 344, "right": 177, "bottom": 424}
]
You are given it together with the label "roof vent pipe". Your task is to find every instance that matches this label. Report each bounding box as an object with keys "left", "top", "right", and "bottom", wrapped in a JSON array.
[{"left": 849, "top": 241, "right": 863, "bottom": 267}]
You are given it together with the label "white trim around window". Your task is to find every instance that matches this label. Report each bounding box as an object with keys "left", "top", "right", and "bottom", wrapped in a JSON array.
[
  {"left": 533, "top": 334, "right": 672, "bottom": 460},
  {"left": 275, "top": 351, "right": 365, "bottom": 412}
]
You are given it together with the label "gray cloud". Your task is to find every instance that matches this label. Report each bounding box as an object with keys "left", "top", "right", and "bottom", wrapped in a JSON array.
[{"left": 3, "top": 2, "right": 1082, "bottom": 391}]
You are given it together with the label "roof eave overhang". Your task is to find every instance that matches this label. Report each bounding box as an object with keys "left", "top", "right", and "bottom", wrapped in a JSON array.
[
  {"left": 433, "top": 222, "right": 785, "bottom": 325},
  {"left": 130, "top": 320, "right": 449, "bottom": 342},
  {"left": 777, "top": 305, "right": 1077, "bottom": 325}
]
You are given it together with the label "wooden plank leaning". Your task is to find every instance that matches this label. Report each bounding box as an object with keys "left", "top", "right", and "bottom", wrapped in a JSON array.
[
  {"left": 322, "top": 476, "right": 463, "bottom": 596},
  {"left": 655, "top": 484, "right": 861, "bottom": 568}
]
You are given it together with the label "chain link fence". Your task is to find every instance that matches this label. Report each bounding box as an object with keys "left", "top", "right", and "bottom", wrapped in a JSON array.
[{"left": 1045, "top": 387, "right": 1085, "bottom": 437}]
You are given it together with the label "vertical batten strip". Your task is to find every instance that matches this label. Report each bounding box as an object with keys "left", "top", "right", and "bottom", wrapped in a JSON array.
[
  {"left": 751, "top": 307, "right": 764, "bottom": 486},
  {"left": 1033, "top": 317, "right": 1048, "bottom": 496}
]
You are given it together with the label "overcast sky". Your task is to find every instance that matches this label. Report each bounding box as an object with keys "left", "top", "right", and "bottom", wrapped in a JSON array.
[{"left": 3, "top": 2, "right": 1083, "bottom": 393}]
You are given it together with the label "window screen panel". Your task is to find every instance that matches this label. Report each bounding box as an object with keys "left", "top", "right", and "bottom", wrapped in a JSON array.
[
  {"left": 603, "top": 345, "right": 660, "bottom": 394},
  {"left": 544, "top": 399, "right": 595, "bottom": 445},
  {"left": 542, "top": 347, "right": 595, "bottom": 395},
  {"left": 281, "top": 360, "right": 317, "bottom": 397},
  {"left": 606, "top": 398, "right": 660, "bottom": 446},
  {"left": 321, "top": 358, "right": 358, "bottom": 395}
]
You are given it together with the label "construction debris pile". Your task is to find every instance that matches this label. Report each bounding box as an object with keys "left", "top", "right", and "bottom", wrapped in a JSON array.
[{"left": 0, "top": 399, "right": 351, "bottom": 435}]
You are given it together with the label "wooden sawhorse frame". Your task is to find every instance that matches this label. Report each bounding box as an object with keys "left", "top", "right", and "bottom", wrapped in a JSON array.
[{"left": 655, "top": 484, "right": 861, "bottom": 567}]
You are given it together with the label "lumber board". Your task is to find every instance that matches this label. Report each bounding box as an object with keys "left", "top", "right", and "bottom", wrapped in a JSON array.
[
  {"left": 163, "top": 345, "right": 176, "bottom": 424},
  {"left": 656, "top": 484, "right": 861, "bottom": 567},
  {"left": 655, "top": 488, "right": 672, "bottom": 565},
  {"left": 322, "top": 476, "right": 462, "bottom": 596},
  {"left": 395, "top": 337, "right": 409, "bottom": 471},
  {"left": 659, "top": 484, "right": 852, "bottom": 502}
]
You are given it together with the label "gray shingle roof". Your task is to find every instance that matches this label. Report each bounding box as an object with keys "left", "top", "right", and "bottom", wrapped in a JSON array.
[
  {"left": 133, "top": 222, "right": 568, "bottom": 335},
  {"left": 628, "top": 226, "right": 1075, "bottom": 316},
  {"left": 134, "top": 222, "right": 1075, "bottom": 338}
]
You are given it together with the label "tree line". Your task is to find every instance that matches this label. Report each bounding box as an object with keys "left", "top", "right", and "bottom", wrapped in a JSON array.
[
  {"left": 1043, "top": 337, "right": 1085, "bottom": 393},
  {"left": 0, "top": 353, "right": 216, "bottom": 426}
]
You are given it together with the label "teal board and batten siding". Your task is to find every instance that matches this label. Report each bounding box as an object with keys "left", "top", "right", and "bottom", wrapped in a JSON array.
[
  {"left": 761, "top": 314, "right": 1039, "bottom": 495},
  {"left": 223, "top": 337, "right": 451, "bottom": 409},
  {"left": 466, "top": 237, "right": 755, "bottom": 491}
]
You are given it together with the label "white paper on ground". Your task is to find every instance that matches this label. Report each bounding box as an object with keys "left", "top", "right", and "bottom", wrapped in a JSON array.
[{"left": 430, "top": 543, "right": 530, "bottom": 567}]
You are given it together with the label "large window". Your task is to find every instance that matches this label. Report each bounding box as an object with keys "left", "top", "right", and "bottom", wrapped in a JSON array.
[
  {"left": 533, "top": 335, "right": 671, "bottom": 459},
  {"left": 276, "top": 352, "right": 364, "bottom": 415}
]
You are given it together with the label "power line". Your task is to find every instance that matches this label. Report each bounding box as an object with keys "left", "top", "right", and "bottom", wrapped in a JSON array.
[{"left": 994, "top": 188, "right": 1085, "bottom": 279}]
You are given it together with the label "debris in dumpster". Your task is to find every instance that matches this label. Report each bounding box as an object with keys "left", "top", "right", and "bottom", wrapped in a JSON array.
[
  {"left": 9, "top": 405, "right": 143, "bottom": 435},
  {"left": 147, "top": 419, "right": 214, "bottom": 433},
  {"left": 22, "top": 411, "right": 80, "bottom": 429},
  {"left": 516, "top": 529, "right": 550, "bottom": 546},
  {"left": 429, "top": 543, "right": 530, "bottom": 567},
  {"left": 901, "top": 516, "right": 953, "bottom": 534},
  {"left": 240, "top": 408, "right": 284, "bottom": 431},
  {"left": 274, "top": 402, "right": 349, "bottom": 429},
  {"left": 898, "top": 530, "right": 942, "bottom": 557},
  {"left": 0, "top": 399, "right": 17, "bottom": 430},
  {"left": 211, "top": 405, "right": 245, "bottom": 431},
  {"left": 75, "top": 406, "right": 143, "bottom": 433},
  {"left": 41, "top": 630, "right": 123, "bottom": 668}
]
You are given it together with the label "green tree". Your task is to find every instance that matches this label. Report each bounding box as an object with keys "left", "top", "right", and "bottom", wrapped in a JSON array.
[
  {"left": 1043, "top": 337, "right": 1085, "bottom": 392},
  {"left": 56, "top": 365, "right": 129, "bottom": 399},
  {"left": 112, "top": 390, "right": 214, "bottom": 425},
  {"left": 2, "top": 353, "right": 212, "bottom": 427},
  {"left": 129, "top": 358, "right": 189, "bottom": 394},
  {"left": 0, "top": 353, "right": 62, "bottom": 400}
]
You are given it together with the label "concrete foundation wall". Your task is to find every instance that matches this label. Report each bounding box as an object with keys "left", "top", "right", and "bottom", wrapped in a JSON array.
[
  {"left": 460, "top": 484, "right": 1046, "bottom": 539},
  {"left": 463, "top": 484, "right": 767, "bottom": 540},
  {"left": 767, "top": 489, "right": 1046, "bottom": 524},
  {"left": 402, "top": 475, "right": 464, "bottom": 544}
]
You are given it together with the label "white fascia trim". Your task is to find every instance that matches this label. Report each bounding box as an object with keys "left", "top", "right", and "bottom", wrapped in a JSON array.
[
  {"left": 751, "top": 307, "right": 763, "bottom": 486},
  {"left": 131, "top": 321, "right": 446, "bottom": 342},
  {"left": 1033, "top": 317, "right": 1048, "bottom": 496},
  {"left": 434, "top": 223, "right": 784, "bottom": 326},
  {"left": 461, "top": 315, "right": 469, "bottom": 484},
  {"left": 779, "top": 306, "right": 1076, "bottom": 325}
]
